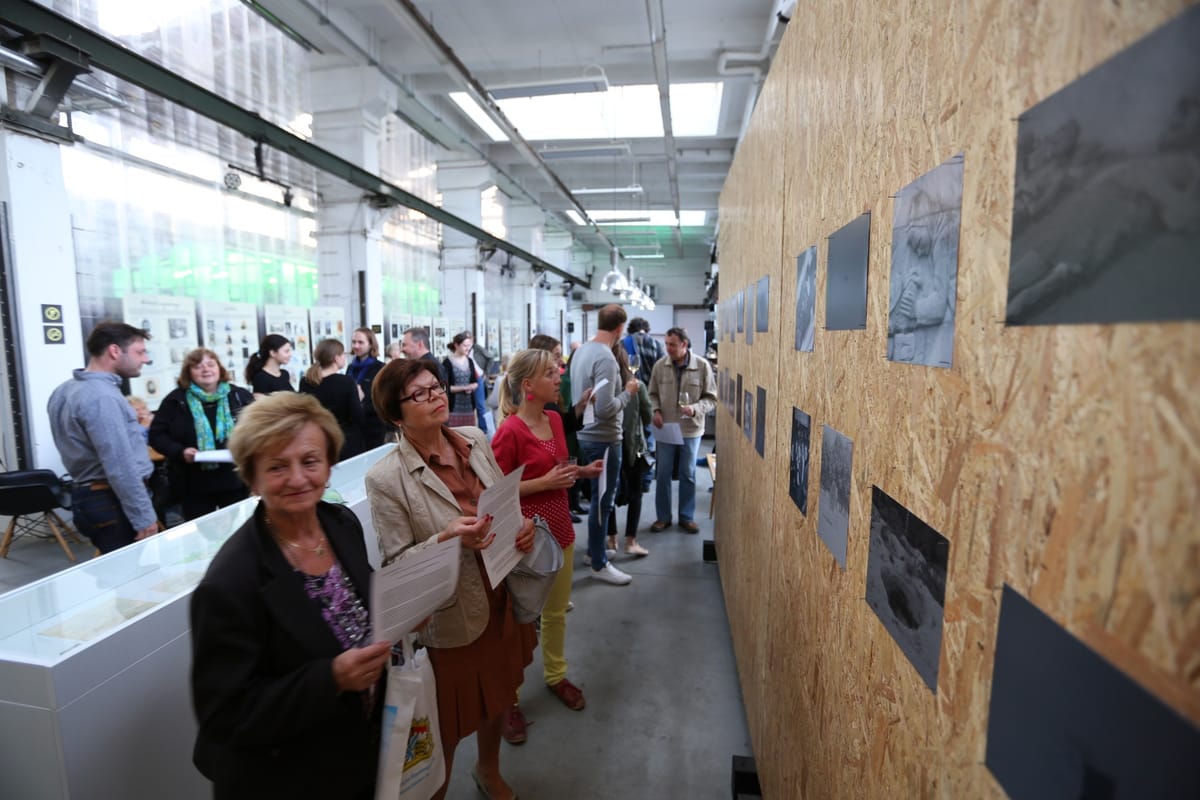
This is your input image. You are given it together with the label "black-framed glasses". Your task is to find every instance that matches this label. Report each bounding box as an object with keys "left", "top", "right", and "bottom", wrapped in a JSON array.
[{"left": 399, "top": 383, "right": 447, "bottom": 404}]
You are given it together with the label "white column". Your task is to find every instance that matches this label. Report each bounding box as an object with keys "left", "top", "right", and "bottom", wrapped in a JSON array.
[
  {"left": 437, "top": 159, "right": 493, "bottom": 332},
  {"left": 0, "top": 130, "right": 84, "bottom": 471},
  {"left": 310, "top": 64, "right": 396, "bottom": 333}
]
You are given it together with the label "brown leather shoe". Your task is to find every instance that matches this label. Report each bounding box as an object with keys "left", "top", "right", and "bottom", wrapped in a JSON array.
[
  {"left": 649, "top": 520, "right": 671, "bottom": 532},
  {"left": 679, "top": 521, "right": 700, "bottom": 534},
  {"left": 503, "top": 705, "right": 528, "bottom": 744}
]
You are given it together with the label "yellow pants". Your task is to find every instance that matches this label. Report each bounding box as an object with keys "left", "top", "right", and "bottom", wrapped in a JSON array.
[{"left": 540, "top": 542, "right": 575, "bottom": 686}]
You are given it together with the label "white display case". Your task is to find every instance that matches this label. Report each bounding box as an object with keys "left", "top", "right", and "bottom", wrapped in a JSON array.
[{"left": 0, "top": 444, "right": 394, "bottom": 800}]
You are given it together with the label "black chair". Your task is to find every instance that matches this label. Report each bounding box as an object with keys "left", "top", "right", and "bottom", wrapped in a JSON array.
[{"left": 0, "top": 469, "right": 84, "bottom": 563}]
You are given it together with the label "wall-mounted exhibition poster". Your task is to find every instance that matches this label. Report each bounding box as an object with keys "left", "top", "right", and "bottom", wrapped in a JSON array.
[
  {"left": 412, "top": 316, "right": 434, "bottom": 344},
  {"left": 505, "top": 320, "right": 523, "bottom": 356},
  {"left": 755, "top": 276, "right": 770, "bottom": 333},
  {"left": 198, "top": 301, "right": 258, "bottom": 388},
  {"left": 795, "top": 246, "right": 817, "bottom": 352},
  {"left": 826, "top": 212, "right": 871, "bottom": 330},
  {"left": 865, "top": 486, "right": 949, "bottom": 692},
  {"left": 745, "top": 288, "right": 755, "bottom": 346},
  {"left": 309, "top": 307, "right": 346, "bottom": 348},
  {"left": 742, "top": 388, "right": 753, "bottom": 442},
  {"left": 754, "top": 386, "right": 766, "bottom": 457},
  {"left": 432, "top": 317, "right": 451, "bottom": 356},
  {"left": 449, "top": 318, "right": 466, "bottom": 341},
  {"left": 985, "top": 585, "right": 1200, "bottom": 799},
  {"left": 264, "top": 304, "right": 313, "bottom": 388},
  {"left": 735, "top": 374, "right": 743, "bottom": 428},
  {"left": 1006, "top": 6, "right": 1200, "bottom": 325},
  {"left": 736, "top": 291, "right": 745, "bottom": 333},
  {"left": 122, "top": 294, "right": 198, "bottom": 410},
  {"left": 887, "top": 154, "right": 963, "bottom": 368},
  {"left": 817, "top": 425, "right": 853, "bottom": 569},
  {"left": 498, "top": 320, "right": 516, "bottom": 358},
  {"left": 788, "top": 408, "right": 812, "bottom": 515},
  {"left": 387, "top": 314, "right": 413, "bottom": 347},
  {"left": 485, "top": 320, "right": 500, "bottom": 355}
]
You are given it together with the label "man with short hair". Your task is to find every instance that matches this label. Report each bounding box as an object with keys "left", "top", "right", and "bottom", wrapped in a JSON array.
[
  {"left": 623, "top": 317, "right": 665, "bottom": 385},
  {"left": 400, "top": 327, "right": 436, "bottom": 361},
  {"left": 48, "top": 321, "right": 159, "bottom": 553},
  {"left": 648, "top": 327, "right": 717, "bottom": 534},
  {"left": 571, "top": 304, "right": 639, "bottom": 585}
]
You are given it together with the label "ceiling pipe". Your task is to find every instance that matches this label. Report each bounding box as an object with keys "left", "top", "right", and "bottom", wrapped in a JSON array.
[
  {"left": 643, "top": 0, "right": 683, "bottom": 257},
  {"left": 386, "top": 0, "right": 618, "bottom": 255},
  {"left": 0, "top": 42, "right": 127, "bottom": 108},
  {"left": 717, "top": 0, "right": 795, "bottom": 146}
]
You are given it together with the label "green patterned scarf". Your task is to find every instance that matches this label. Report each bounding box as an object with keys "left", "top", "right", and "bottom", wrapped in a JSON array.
[{"left": 187, "top": 382, "right": 233, "bottom": 470}]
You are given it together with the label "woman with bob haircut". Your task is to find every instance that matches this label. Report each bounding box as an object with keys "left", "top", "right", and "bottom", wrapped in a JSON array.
[
  {"left": 190, "top": 393, "right": 391, "bottom": 799},
  {"left": 300, "top": 338, "right": 366, "bottom": 461},
  {"left": 149, "top": 348, "right": 253, "bottom": 520},
  {"left": 365, "top": 357, "right": 537, "bottom": 800}
]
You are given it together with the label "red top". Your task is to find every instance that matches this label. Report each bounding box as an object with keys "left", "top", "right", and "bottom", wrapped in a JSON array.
[{"left": 491, "top": 410, "right": 575, "bottom": 549}]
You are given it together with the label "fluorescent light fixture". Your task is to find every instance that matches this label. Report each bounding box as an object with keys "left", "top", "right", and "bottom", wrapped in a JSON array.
[
  {"left": 540, "top": 144, "right": 630, "bottom": 161},
  {"left": 448, "top": 92, "right": 507, "bottom": 142},
  {"left": 566, "top": 210, "right": 650, "bottom": 225},
  {"left": 489, "top": 73, "right": 609, "bottom": 100},
  {"left": 571, "top": 184, "right": 644, "bottom": 196},
  {"left": 626, "top": 253, "right": 665, "bottom": 259}
]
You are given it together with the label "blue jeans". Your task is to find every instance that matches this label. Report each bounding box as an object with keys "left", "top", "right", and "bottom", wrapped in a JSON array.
[
  {"left": 655, "top": 436, "right": 701, "bottom": 524},
  {"left": 70, "top": 486, "right": 137, "bottom": 553},
  {"left": 578, "top": 439, "right": 622, "bottom": 570}
]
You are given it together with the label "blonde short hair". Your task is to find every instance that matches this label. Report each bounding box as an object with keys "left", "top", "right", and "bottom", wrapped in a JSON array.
[{"left": 229, "top": 393, "right": 343, "bottom": 486}]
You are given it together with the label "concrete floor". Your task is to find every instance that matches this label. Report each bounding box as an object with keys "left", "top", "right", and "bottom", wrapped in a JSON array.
[{"left": 0, "top": 445, "right": 752, "bottom": 799}]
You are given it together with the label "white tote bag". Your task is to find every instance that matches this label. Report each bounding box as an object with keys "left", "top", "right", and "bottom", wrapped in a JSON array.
[{"left": 376, "top": 638, "right": 444, "bottom": 800}]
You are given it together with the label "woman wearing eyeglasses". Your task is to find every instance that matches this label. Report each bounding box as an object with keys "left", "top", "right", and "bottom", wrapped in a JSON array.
[{"left": 365, "top": 358, "right": 536, "bottom": 800}]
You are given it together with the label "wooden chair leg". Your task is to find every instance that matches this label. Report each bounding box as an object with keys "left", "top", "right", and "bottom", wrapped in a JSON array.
[
  {"left": 0, "top": 516, "right": 16, "bottom": 558},
  {"left": 49, "top": 510, "right": 84, "bottom": 543},
  {"left": 44, "top": 513, "right": 77, "bottom": 563}
]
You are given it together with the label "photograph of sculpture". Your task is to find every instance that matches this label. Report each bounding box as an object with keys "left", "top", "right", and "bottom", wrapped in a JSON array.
[
  {"left": 1006, "top": 6, "right": 1200, "bottom": 325},
  {"left": 755, "top": 276, "right": 770, "bottom": 332},
  {"left": 986, "top": 585, "right": 1200, "bottom": 798},
  {"left": 887, "top": 155, "right": 963, "bottom": 368},
  {"left": 865, "top": 486, "right": 949, "bottom": 692},
  {"left": 755, "top": 386, "right": 766, "bottom": 457},
  {"left": 795, "top": 246, "right": 817, "bottom": 351},
  {"left": 816, "top": 424, "right": 853, "bottom": 568},
  {"left": 788, "top": 408, "right": 812, "bottom": 515},
  {"left": 742, "top": 388, "right": 753, "bottom": 442},
  {"left": 826, "top": 212, "right": 871, "bottom": 330}
]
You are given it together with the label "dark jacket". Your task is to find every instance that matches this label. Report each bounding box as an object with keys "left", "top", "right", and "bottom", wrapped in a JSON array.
[
  {"left": 148, "top": 385, "right": 253, "bottom": 499},
  {"left": 190, "top": 502, "right": 381, "bottom": 799},
  {"left": 300, "top": 373, "right": 366, "bottom": 461},
  {"left": 348, "top": 357, "right": 388, "bottom": 449}
]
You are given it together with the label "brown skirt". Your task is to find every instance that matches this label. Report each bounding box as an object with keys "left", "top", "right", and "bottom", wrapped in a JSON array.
[{"left": 427, "top": 554, "right": 537, "bottom": 748}]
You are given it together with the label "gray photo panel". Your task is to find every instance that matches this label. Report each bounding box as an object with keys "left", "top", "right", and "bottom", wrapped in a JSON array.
[
  {"left": 735, "top": 373, "right": 743, "bottom": 428},
  {"left": 795, "top": 246, "right": 817, "bottom": 352},
  {"left": 755, "top": 276, "right": 770, "bottom": 332},
  {"left": 788, "top": 408, "right": 812, "bottom": 515},
  {"left": 816, "top": 424, "right": 853, "bottom": 568},
  {"left": 865, "top": 486, "right": 949, "bottom": 692},
  {"left": 826, "top": 212, "right": 871, "bottom": 330},
  {"left": 1006, "top": 6, "right": 1200, "bottom": 325},
  {"left": 887, "top": 154, "right": 963, "bottom": 368},
  {"left": 986, "top": 585, "right": 1200, "bottom": 799},
  {"left": 755, "top": 386, "right": 766, "bottom": 457},
  {"left": 742, "top": 388, "right": 753, "bottom": 441},
  {"left": 736, "top": 291, "right": 745, "bottom": 333}
]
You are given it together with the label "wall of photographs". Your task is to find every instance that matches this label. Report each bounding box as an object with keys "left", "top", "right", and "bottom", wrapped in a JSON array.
[{"left": 714, "top": 2, "right": 1200, "bottom": 797}]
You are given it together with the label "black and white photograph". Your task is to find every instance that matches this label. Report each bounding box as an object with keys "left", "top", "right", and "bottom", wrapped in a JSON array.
[
  {"left": 826, "top": 212, "right": 871, "bottom": 330},
  {"left": 986, "top": 585, "right": 1200, "bottom": 799},
  {"left": 887, "top": 154, "right": 963, "bottom": 368},
  {"left": 755, "top": 276, "right": 770, "bottom": 332},
  {"left": 736, "top": 291, "right": 745, "bottom": 333},
  {"left": 742, "top": 388, "right": 753, "bottom": 442},
  {"left": 816, "top": 424, "right": 853, "bottom": 568},
  {"left": 795, "top": 245, "right": 817, "bottom": 351},
  {"left": 788, "top": 408, "right": 812, "bottom": 515},
  {"left": 1006, "top": 6, "right": 1200, "bottom": 325},
  {"left": 865, "top": 486, "right": 949, "bottom": 692},
  {"left": 754, "top": 386, "right": 766, "bottom": 457},
  {"left": 735, "top": 373, "right": 744, "bottom": 429},
  {"left": 745, "top": 288, "right": 754, "bottom": 346}
]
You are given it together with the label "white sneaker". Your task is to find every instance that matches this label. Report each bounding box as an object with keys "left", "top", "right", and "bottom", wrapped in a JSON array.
[{"left": 592, "top": 562, "right": 632, "bottom": 585}]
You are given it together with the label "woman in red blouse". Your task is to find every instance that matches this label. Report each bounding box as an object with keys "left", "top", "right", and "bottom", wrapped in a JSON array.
[{"left": 490, "top": 347, "right": 603, "bottom": 743}]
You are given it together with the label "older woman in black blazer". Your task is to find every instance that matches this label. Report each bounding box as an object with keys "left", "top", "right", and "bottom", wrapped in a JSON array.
[{"left": 189, "top": 393, "right": 392, "bottom": 799}]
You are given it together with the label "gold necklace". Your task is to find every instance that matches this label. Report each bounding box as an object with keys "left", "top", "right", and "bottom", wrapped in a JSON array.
[{"left": 265, "top": 515, "right": 327, "bottom": 556}]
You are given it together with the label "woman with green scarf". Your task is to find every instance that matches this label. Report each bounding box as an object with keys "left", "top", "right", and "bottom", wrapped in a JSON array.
[{"left": 150, "top": 349, "right": 254, "bottom": 521}]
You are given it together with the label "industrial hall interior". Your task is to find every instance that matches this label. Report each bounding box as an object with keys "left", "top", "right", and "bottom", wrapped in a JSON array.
[{"left": 0, "top": 0, "right": 1197, "bottom": 798}]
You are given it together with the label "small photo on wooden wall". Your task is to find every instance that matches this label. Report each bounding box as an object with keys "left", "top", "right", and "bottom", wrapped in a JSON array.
[
  {"left": 745, "top": 288, "right": 754, "bottom": 346},
  {"left": 795, "top": 246, "right": 817, "bottom": 352},
  {"left": 1005, "top": 6, "right": 1200, "bottom": 325},
  {"left": 755, "top": 386, "right": 766, "bottom": 457},
  {"left": 826, "top": 212, "right": 871, "bottom": 331},
  {"left": 887, "top": 153, "right": 963, "bottom": 368},
  {"left": 788, "top": 408, "right": 812, "bottom": 515},
  {"left": 865, "top": 486, "right": 950, "bottom": 692},
  {"left": 742, "top": 388, "right": 753, "bottom": 442},
  {"left": 986, "top": 585, "right": 1200, "bottom": 799},
  {"left": 736, "top": 291, "right": 745, "bottom": 333},
  {"left": 755, "top": 276, "right": 770, "bottom": 332},
  {"left": 817, "top": 424, "right": 853, "bottom": 568},
  {"left": 735, "top": 373, "right": 743, "bottom": 428}
]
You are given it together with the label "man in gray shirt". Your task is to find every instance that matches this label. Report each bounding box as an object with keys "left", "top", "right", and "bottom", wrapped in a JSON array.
[
  {"left": 48, "top": 322, "right": 158, "bottom": 552},
  {"left": 571, "top": 304, "right": 639, "bottom": 585}
]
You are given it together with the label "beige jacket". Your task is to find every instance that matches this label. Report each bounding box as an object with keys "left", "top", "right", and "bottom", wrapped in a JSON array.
[{"left": 365, "top": 426, "right": 501, "bottom": 648}]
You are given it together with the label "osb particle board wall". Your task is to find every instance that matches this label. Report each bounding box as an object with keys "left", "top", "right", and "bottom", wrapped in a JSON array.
[{"left": 715, "top": 1, "right": 1200, "bottom": 797}]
